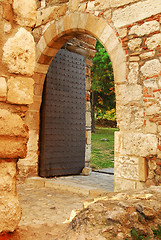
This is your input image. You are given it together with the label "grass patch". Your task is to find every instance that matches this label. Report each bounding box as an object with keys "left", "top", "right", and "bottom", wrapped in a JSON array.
[{"left": 90, "top": 127, "right": 118, "bottom": 169}]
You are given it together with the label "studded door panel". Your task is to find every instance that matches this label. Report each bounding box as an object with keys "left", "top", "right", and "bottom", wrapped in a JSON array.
[{"left": 39, "top": 49, "right": 86, "bottom": 177}]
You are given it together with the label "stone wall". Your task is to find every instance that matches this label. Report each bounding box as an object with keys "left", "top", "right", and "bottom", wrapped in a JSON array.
[{"left": 0, "top": 0, "right": 161, "bottom": 233}]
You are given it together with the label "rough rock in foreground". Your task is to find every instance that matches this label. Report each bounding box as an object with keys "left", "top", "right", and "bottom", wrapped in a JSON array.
[{"left": 60, "top": 187, "right": 161, "bottom": 240}]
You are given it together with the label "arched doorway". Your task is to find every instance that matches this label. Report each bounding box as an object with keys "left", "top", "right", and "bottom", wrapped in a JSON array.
[
  {"left": 22, "top": 13, "right": 127, "bottom": 184},
  {"left": 32, "top": 13, "right": 127, "bottom": 190}
]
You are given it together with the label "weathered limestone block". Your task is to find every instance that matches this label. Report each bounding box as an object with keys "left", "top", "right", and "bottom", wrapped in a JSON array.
[
  {"left": 0, "top": 160, "right": 17, "bottom": 194},
  {"left": 18, "top": 129, "right": 39, "bottom": 178},
  {"left": 86, "top": 102, "right": 91, "bottom": 111},
  {"left": 36, "top": 36, "right": 48, "bottom": 61},
  {"left": 118, "top": 28, "right": 127, "bottom": 38},
  {"left": 115, "top": 84, "right": 143, "bottom": 105},
  {"left": 36, "top": 4, "right": 67, "bottom": 26},
  {"left": 100, "top": 24, "right": 118, "bottom": 48},
  {"left": 69, "top": 0, "right": 79, "bottom": 12},
  {"left": 0, "top": 77, "right": 7, "bottom": 100},
  {"left": 0, "top": 160, "right": 22, "bottom": 233},
  {"left": 56, "top": 17, "right": 64, "bottom": 35},
  {"left": 7, "top": 77, "right": 34, "bottom": 105},
  {"left": 128, "top": 38, "right": 142, "bottom": 52},
  {"left": 0, "top": 195, "right": 21, "bottom": 232},
  {"left": 27, "top": 130, "right": 39, "bottom": 152},
  {"left": 115, "top": 155, "right": 139, "bottom": 180},
  {"left": 88, "top": 0, "right": 110, "bottom": 11},
  {"left": 79, "top": 3, "right": 86, "bottom": 12},
  {"left": 4, "top": 21, "right": 12, "bottom": 34},
  {"left": 0, "top": 5, "right": 2, "bottom": 21},
  {"left": 17, "top": 159, "right": 38, "bottom": 179},
  {"left": 86, "top": 111, "right": 91, "bottom": 127},
  {"left": 0, "top": 110, "right": 28, "bottom": 138},
  {"left": 86, "top": 77, "right": 91, "bottom": 90},
  {"left": 140, "top": 51, "right": 155, "bottom": 60},
  {"left": 158, "top": 77, "right": 161, "bottom": 89},
  {"left": 96, "top": 0, "right": 110, "bottom": 10},
  {"left": 86, "top": 2, "right": 95, "bottom": 11},
  {"left": 145, "top": 104, "right": 160, "bottom": 115},
  {"left": 21, "top": 151, "right": 38, "bottom": 166},
  {"left": 115, "top": 131, "right": 157, "bottom": 157},
  {"left": 85, "top": 144, "right": 91, "bottom": 161},
  {"left": 116, "top": 107, "right": 130, "bottom": 130},
  {"left": 143, "top": 78, "right": 158, "bottom": 88},
  {"left": 24, "top": 110, "right": 40, "bottom": 131},
  {"left": 129, "top": 21, "right": 160, "bottom": 36},
  {"left": 140, "top": 59, "right": 161, "bottom": 78},
  {"left": 112, "top": 0, "right": 161, "bottom": 28},
  {"left": 139, "top": 157, "right": 147, "bottom": 182},
  {"left": 116, "top": 105, "right": 144, "bottom": 131},
  {"left": 13, "top": 0, "right": 37, "bottom": 27},
  {"left": 1, "top": 2, "right": 13, "bottom": 22},
  {"left": 146, "top": 33, "right": 161, "bottom": 50},
  {"left": 114, "top": 177, "right": 136, "bottom": 191},
  {"left": 0, "top": 138, "right": 28, "bottom": 159},
  {"left": 110, "top": 0, "right": 139, "bottom": 8},
  {"left": 3, "top": 28, "right": 36, "bottom": 76},
  {"left": 86, "top": 130, "right": 91, "bottom": 145},
  {"left": 103, "top": 9, "right": 112, "bottom": 21},
  {"left": 114, "top": 131, "right": 122, "bottom": 153},
  {"left": 145, "top": 120, "right": 157, "bottom": 134},
  {"left": 128, "top": 62, "right": 139, "bottom": 84},
  {"left": 0, "top": 109, "right": 28, "bottom": 159},
  {"left": 129, "top": 56, "right": 140, "bottom": 62}
]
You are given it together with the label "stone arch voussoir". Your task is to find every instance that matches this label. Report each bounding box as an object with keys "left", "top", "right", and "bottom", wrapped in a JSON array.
[{"left": 36, "top": 13, "right": 127, "bottom": 85}]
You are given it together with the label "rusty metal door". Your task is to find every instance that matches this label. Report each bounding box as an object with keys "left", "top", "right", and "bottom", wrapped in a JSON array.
[{"left": 39, "top": 49, "right": 86, "bottom": 177}]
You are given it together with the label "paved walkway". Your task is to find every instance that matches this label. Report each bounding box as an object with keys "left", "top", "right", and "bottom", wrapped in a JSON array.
[
  {"left": 26, "top": 169, "right": 114, "bottom": 196},
  {"left": 58, "top": 168, "right": 114, "bottom": 191}
]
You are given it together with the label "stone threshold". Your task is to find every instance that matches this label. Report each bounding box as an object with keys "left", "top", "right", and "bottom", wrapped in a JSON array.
[
  {"left": 92, "top": 168, "right": 114, "bottom": 175},
  {"left": 25, "top": 176, "right": 109, "bottom": 197}
]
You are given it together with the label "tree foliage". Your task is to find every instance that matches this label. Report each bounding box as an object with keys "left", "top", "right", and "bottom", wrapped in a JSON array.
[{"left": 91, "top": 40, "right": 115, "bottom": 119}]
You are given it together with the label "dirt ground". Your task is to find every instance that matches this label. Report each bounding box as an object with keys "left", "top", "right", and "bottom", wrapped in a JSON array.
[{"left": 7, "top": 182, "right": 88, "bottom": 240}]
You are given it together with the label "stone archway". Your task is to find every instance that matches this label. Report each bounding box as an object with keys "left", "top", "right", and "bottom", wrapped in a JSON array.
[
  {"left": 36, "top": 13, "right": 126, "bottom": 83},
  {"left": 0, "top": 0, "right": 161, "bottom": 234},
  {"left": 33, "top": 12, "right": 127, "bottom": 187}
]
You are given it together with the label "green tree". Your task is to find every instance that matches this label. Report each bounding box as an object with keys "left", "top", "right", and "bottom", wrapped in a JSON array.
[{"left": 91, "top": 40, "right": 115, "bottom": 121}]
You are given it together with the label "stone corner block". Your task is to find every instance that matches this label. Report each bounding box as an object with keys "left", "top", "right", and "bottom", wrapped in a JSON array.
[
  {"left": 7, "top": 77, "right": 34, "bottom": 105},
  {"left": 139, "top": 157, "right": 147, "bottom": 182},
  {"left": 114, "top": 155, "right": 139, "bottom": 181},
  {"left": 123, "top": 132, "right": 157, "bottom": 157}
]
